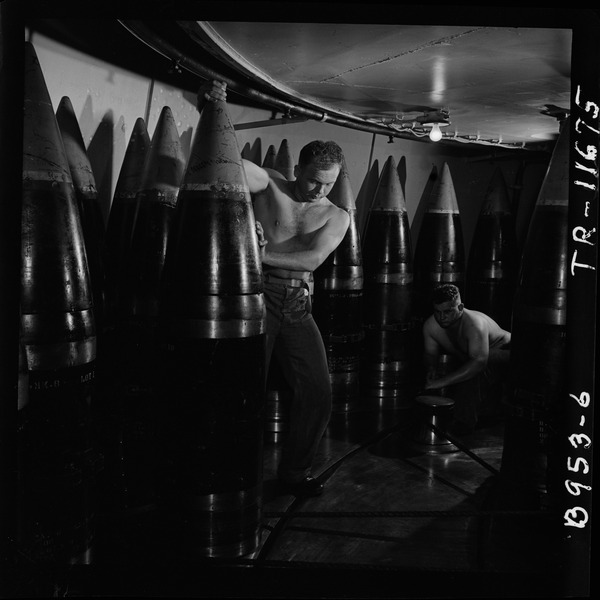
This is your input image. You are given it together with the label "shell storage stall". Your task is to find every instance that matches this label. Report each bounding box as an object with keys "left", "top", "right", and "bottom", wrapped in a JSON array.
[{"left": 2, "top": 5, "right": 598, "bottom": 599}]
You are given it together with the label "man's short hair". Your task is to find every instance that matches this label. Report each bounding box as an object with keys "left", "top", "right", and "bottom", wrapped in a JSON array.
[
  {"left": 432, "top": 284, "right": 461, "bottom": 305},
  {"left": 298, "top": 140, "right": 344, "bottom": 170}
]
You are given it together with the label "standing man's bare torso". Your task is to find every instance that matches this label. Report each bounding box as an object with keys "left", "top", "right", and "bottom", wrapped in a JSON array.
[{"left": 251, "top": 167, "right": 348, "bottom": 279}]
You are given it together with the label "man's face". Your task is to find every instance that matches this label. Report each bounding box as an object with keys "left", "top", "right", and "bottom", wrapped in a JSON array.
[
  {"left": 433, "top": 298, "right": 463, "bottom": 328},
  {"left": 293, "top": 162, "right": 340, "bottom": 203}
]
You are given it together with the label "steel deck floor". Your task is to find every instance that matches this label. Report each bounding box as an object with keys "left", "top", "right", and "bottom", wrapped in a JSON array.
[
  {"left": 12, "top": 402, "right": 577, "bottom": 598},
  {"left": 245, "top": 405, "right": 567, "bottom": 597}
]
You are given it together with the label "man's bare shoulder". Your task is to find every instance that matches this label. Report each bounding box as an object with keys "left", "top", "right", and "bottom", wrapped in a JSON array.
[
  {"left": 328, "top": 201, "right": 350, "bottom": 222},
  {"left": 318, "top": 195, "right": 348, "bottom": 219},
  {"left": 462, "top": 309, "right": 497, "bottom": 340},
  {"left": 423, "top": 314, "right": 438, "bottom": 334},
  {"left": 321, "top": 203, "right": 350, "bottom": 239},
  {"left": 466, "top": 308, "right": 495, "bottom": 327},
  {"left": 254, "top": 174, "right": 293, "bottom": 202}
]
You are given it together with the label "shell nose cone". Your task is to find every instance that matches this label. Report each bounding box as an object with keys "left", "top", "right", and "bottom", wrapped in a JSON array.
[
  {"left": 23, "top": 41, "right": 72, "bottom": 182},
  {"left": 182, "top": 99, "right": 250, "bottom": 193},
  {"left": 114, "top": 117, "right": 152, "bottom": 196},
  {"left": 142, "top": 105, "right": 186, "bottom": 193},
  {"left": 427, "top": 162, "right": 459, "bottom": 214},
  {"left": 371, "top": 155, "right": 407, "bottom": 213},
  {"left": 56, "top": 95, "right": 97, "bottom": 190},
  {"left": 275, "top": 138, "right": 294, "bottom": 181}
]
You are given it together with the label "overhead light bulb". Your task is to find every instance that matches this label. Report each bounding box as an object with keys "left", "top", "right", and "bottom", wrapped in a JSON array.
[{"left": 429, "top": 122, "right": 443, "bottom": 142}]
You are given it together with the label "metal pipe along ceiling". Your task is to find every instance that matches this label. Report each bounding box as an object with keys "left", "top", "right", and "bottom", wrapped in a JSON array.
[{"left": 117, "top": 20, "right": 446, "bottom": 143}]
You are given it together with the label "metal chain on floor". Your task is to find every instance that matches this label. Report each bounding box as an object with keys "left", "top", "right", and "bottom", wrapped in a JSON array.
[
  {"left": 255, "top": 413, "right": 560, "bottom": 565},
  {"left": 255, "top": 420, "right": 404, "bottom": 561}
]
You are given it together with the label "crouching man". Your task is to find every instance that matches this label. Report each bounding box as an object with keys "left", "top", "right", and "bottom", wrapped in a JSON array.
[{"left": 422, "top": 284, "right": 511, "bottom": 434}]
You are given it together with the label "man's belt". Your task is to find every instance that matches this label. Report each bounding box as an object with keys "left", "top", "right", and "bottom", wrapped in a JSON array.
[{"left": 263, "top": 272, "right": 314, "bottom": 294}]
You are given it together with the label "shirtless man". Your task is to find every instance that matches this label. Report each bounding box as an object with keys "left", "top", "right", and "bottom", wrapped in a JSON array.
[
  {"left": 198, "top": 81, "right": 349, "bottom": 497},
  {"left": 422, "top": 284, "right": 511, "bottom": 432}
]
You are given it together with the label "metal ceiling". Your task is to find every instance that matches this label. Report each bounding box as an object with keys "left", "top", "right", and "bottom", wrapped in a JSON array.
[
  {"left": 182, "top": 21, "right": 572, "bottom": 150},
  {"left": 26, "top": 5, "right": 600, "bottom": 152}
]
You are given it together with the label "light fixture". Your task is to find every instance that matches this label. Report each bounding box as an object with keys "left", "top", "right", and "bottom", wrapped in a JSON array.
[
  {"left": 420, "top": 109, "right": 451, "bottom": 143},
  {"left": 428, "top": 123, "right": 443, "bottom": 142},
  {"left": 386, "top": 108, "right": 450, "bottom": 142}
]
